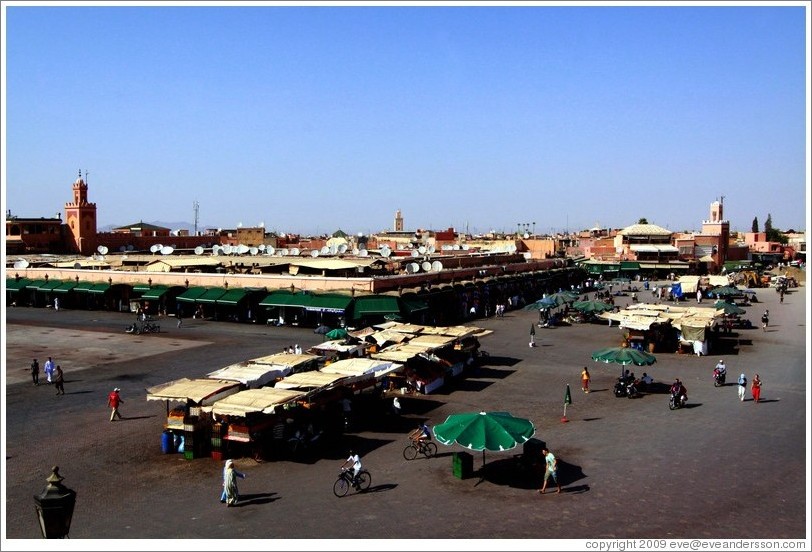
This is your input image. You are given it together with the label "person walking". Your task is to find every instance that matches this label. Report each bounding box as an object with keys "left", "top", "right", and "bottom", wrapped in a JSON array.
[
  {"left": 580, "top": 366, "right": 591, "bottom": 393},
  {"left": 30, "top": 358, "right": 40, "bottom": 386},
  {"left": 54, "top": 365, "right": 65, "bottom": 395},
  {"left": 737, "top": 373, "right": 747, "bottom": 402},
  {"left": 539, "top": 447, "right": 562, "bottom": 494},
  {"left": 222, "top": 459, "right": 247, "bottom": 507},
  {"left": 529, "top": 324, "right": 536, "bottom": 347},
  {"left": 751, "top": 374, "right": 762, "bottom": 403},
  {"left": 176, "top": 309, "right": 183, "bottom": 328},
  {"left": 108, "top": 387, "right": 124, "bottom": 421},
  {"left": 43, "top": 357, "right": 55, "bottom": 384},
  {"left": 761, "top": 310, "right": 769, "bottom": 331}
]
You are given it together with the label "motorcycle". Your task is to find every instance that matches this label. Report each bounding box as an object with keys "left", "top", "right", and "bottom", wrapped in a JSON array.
[
  {"left": 668, "top": 390, "right": 688, "bottom": 410},
  {"left": 125, "top": 323, "right": 141, "bottom": 335},
  {"left": 713, "top": 369, "right": 726, "bottom": 387},
  {"left": 613, "top": 377, "right": 639, "bottom": 399}
]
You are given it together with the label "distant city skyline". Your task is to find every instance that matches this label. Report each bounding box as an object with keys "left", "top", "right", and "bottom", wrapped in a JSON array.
[{"left": 3, "top": 2, "right": 809, "bottom": 237}]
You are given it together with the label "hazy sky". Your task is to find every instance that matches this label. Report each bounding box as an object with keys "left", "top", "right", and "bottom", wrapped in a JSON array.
[{"left": 3, "top": 2, "right": 809, "bottom": 236}]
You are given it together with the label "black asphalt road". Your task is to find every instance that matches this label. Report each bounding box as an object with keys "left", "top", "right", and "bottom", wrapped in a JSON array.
[{"left": 3, "top": 282, "right": 809, "bottom": 545}]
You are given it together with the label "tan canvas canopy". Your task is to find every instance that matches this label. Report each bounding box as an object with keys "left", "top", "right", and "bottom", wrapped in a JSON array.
[
  {"left": 319, "top": 358, "right": 402, "bottom": 378},
  {"left": 274, "top": 371, "right": 352, "bottom": 390},
  {"left": 210, "top": 388, "right": 305, "bottom": 416},
  {"left": 145, "top": 378, "right": 241, "bottom": 405}
]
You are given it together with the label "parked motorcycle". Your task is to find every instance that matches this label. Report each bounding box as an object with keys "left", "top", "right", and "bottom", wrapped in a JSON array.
[{"left": 613, "top": 377, "right": 639, "bottom": 399}]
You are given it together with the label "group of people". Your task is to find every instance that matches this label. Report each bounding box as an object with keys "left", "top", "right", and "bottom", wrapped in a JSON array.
[
  {"left": 714, "top": 359, "right": 763, "bottom": 402},
  {"left": 283, "top": 344, "right": 303, "bottom": 354},
  {"left": 30, "top": 356, "right": 64, "bottom": 395}
]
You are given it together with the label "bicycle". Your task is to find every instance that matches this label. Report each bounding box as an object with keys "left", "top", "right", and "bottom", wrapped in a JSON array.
[
  {"left": 333, "top": 467, "right": 371, "bottom": 497},
  {"left": 403, "top": 438, "right": 438, "bottom": 460}
]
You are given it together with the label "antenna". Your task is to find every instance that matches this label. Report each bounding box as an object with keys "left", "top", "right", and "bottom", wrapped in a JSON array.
[{"left": 193, "top": 200, "right": 199, "bottom": 236}]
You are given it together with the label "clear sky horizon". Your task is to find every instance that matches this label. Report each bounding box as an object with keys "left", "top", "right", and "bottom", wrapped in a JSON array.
[{"left": 2, "top": 2, "right": 809, "bottom": 237}]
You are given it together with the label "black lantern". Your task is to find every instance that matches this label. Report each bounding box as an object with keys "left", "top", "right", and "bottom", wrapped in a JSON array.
[{"left": 33, "top": 466, "right": 76, "bottom": 539}]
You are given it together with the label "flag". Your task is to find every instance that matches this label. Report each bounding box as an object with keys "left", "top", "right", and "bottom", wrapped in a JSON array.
[{"left": 564, "top": 384, "right": 572, "bottom": 406}]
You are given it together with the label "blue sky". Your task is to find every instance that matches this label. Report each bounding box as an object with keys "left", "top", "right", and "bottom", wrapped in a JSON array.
[{"left": 3, "top": 2, "right": 809, "bottom": 236}]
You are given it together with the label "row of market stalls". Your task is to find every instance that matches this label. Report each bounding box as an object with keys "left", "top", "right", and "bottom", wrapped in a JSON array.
[
  {"left": 144, "top": 321, "right": 491, "bottom": 461},
  {"left": 598, "top": 302, "right": 732, "bottom": 356}
]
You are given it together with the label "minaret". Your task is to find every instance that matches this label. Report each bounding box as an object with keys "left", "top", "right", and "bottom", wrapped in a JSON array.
[
  {"left": 394, "top": 209, "right": 404, "bottom": 232},
  {"left": 701, "top": 198, "right": 729, "bottom": 263},
  {"left": 64, "top": 170, "right": 98, "bottom": 255}
]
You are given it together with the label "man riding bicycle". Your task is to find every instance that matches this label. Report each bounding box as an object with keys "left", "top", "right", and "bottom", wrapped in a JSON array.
[
  {"left": 409, "top": 422, "right": 432, "bottom": 448},
  {"left": 340, "top": 449, "right": 363, "bottom": 487}
]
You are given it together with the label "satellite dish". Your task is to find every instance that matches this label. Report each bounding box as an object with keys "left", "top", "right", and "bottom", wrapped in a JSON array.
[
  {"left": 405, "top": 263, "right": 416, "bottom": 274},
  {"left": 119, "top": 246, "right": 127, "bottom": 252},
  {"left": 329, "top": 245, "right": 338, "bottom": 255},
  {"left": 410, "top": 262, "right": 420, "bottom": 273},
  {"left": 290, "top": 247, "right": 300, "bottom": 256},
  {"left": 418, "top": 246, "right": 427, "bottom": 255},
  {"left": 97, "top": 245, "right": 109, "bottom": 255},
  {"left": 338, "top": 244, "right": 347, "bottom": 254},
  {"left": 352, "top": 248, "right": 359, "bottom": 255},
  {"left": 320, "top": 246, "right": 330, "bottom": 255},
  {"left": 280, "top": 248, "right": 289, "bottom": 256},
  {"left": 311, "top": 250, "right": 320, "bottom": 258},
  {"left": 149, "top": 244, "right": 160, "bottom": 253},
  {"left": 155, "top": 244, "right": 164, "bottom": 251},
  {"left": 507, "top": 244, "right": 517, "bottom": 253},
  {"left": 72, "top": 262, "right": 82, "bottom": 269},
  {"left": 160, "top": 246, "right": 174, "bottom": 255},
  {"left": 223, "top": 244, "right": 233, "bottom": 255},
  {"left": 428, "top": 245, "right": 436, "bottom": 254},
  {"left": 432, "top": 260, "right": 444, "bottom": 272},
  {"left": 258, "top": 244, "right": 266, "bottom": 251},
  {"left": 422, "top": 261, "right": 432, "bottom": 272},
  {"left": 381, "top": 248, "right": 392, "bottom": 258},
  {"left": 238, "top": 244, "right": 250, "bottom": 254},
  {"left": 411, "top": 250, "right": 419, "bottom": 258},
  {"left": 13, "top": 259, "right": 29, "bottom": 269},
  {"left": 462, "top": 244, "right": 470, "bottom": 251},
  {"left": 127, "top": 244, "right": 134, "bottom": 251},
  {"left": 523, "top": 232, "right": 530, "bottom": 239},
  {"left": 266, "top": 246, "right": 275, "bottom": 256},
  {"left": 194, "top": 246, "right": 204, "bottom": 255},
  {"left": 249, "top": 247, "right": 259, "bottom": 256},
  {"left": 453, "top": 244, "right": 460, "bottom": 250},
  {"left": 359, "top": 249, "right": 369, "bottom": 257}
]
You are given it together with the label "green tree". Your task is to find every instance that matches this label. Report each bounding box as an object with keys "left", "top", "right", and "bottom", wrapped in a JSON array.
[
  {"left": 751, "top": 217, "right": 759, "bottom": 233},
  {"left": 763, "top": 214, "right": 788, "bottom": 244},
  {"left": 637, "top": 218, "right": 649, "bottom": 224},
  {"left": 764, "top": 214, "right": 773, "bottom": 234}
]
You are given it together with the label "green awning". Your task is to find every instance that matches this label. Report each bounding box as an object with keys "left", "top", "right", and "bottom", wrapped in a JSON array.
[
  {"left": 304, "top": 294, "right": 352, "bottom": 313},
  {"left": 176, "top": 287, "right": 208, "bottom": 303},
  {"left": 51, "top": 281, "right": 79, "bottom": 293},
  {"left": 25, "top": 279, "right": 48, "bottom": 290},
  {"left": 72, "top": 282, "right": 95, "bottom": 293},
  {"left": 401, "top": 297, "right": 429, "bottom": 314},
  {"left": 6, "top": 278, "right": 32, "bottom": 291},
  {"left": 140, "top": 286, "right": 169, "bottom": 300},
  {"left": 620, "top": 262, "right": 641, "bottom": 270},
  {"left": 132, "top": 283, "right": 153, "bottom": 292},
  {"left": 196, "top": 287, "right": 228, "bottom": 304},
  {"left": 351, "top": 296, "right": 401, "bottom": 318},
  {"left": 215, "top": 289, "right": 249, "bottom": 305},
  {"left": 37, "top": 280, "right": 65, "bottom": 291},
  {"left": 87, "top": 283, "right": 111, "bottom": 294},
  {"left": 259, "top": 291, "right": 313, "bottom": 308}
]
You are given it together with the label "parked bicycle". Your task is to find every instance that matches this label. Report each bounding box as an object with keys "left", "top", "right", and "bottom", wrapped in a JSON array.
[
  {"left": 403, "top": 438, "right": 438, "bottom": 460},
  {"left": 333, "top": 467, "right": 371, "bottom": 497}
]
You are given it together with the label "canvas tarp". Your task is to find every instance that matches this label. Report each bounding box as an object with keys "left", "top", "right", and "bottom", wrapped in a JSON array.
[
  {"left": 209, "top": 388, "right": 305, "bottom": 416},
  {"left": 145, "top": 378, "right": 241, "bottom": 405}
]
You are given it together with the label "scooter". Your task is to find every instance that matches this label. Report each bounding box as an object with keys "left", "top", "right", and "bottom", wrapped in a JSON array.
[
  {"left": 613, "top": 377, "right": 639, "bottom": 399},
  {"left": 713, "top": 369, "right": 726, "bottom": 387}
]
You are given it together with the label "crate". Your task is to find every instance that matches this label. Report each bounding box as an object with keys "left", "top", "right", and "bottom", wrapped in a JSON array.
[{"left": 184, "top": 450, "right": 195, "bottom": 461}]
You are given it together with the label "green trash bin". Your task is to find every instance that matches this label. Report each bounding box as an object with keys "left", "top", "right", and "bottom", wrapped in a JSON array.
[{"left": 452, "top": 451, "right": 474, "bottom": 479}]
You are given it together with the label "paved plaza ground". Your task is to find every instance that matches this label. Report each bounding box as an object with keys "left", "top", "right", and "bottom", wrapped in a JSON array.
[{"left": 2, "top": 281, "right": 809, "bottom": 547}]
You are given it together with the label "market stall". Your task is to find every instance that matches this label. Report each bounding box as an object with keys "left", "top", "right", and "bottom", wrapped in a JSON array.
[{"left": 206, "top": 353, "right": 321, "bottom": 388}]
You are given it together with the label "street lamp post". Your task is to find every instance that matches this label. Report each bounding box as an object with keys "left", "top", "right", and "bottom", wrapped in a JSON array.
[{"left": 33, "top": 466, "right": 76, "bottom": 539}]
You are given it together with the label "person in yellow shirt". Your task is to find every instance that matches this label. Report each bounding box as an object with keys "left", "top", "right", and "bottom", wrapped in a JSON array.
[{"left": 580, "top": 367, "right": 591, "bottom": 393}]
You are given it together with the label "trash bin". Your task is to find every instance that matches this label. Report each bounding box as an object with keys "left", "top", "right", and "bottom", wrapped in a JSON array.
[
  {"left": 452, "top": 451, "right": 473, "bottom": 479},
  {"left": 161, "top": 431, "right": 175, "bottom": 454}
]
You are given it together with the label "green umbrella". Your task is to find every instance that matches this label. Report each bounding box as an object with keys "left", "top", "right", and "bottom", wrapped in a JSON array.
[
  {"left": 711, "top": 286, "right": 741, "bottom": 297},
  {"left": 325, "top": 328, "right": 349, "bottom": 340},
  {"left": 571, "top": 300, "right": 614, "bottom": 314},
  {"left": 713, "top": 301, "right": 746, "bottom": 315},
  {"left": 591, "top": 347, "right": 656, "bottom": 366},
  {"left": 433, "top": 411, "right": 536, "bottom": 466}
]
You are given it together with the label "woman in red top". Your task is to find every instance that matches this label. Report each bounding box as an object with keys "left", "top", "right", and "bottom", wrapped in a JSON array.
[
  {"left": 751, "top": 374, "right": 762, "bottom": 403},
  {"left": 108, "top": 388, "right": 124, "bottom": 421}
]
